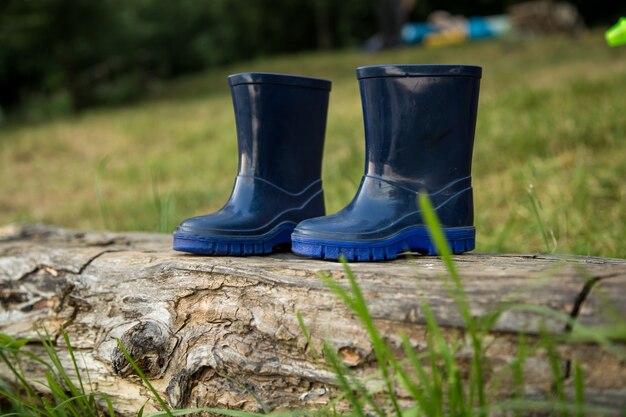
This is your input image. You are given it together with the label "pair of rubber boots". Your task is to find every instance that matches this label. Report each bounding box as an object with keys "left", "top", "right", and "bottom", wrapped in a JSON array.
[{"left": 173, "top": 65, "right": 482, "bottom": 262}]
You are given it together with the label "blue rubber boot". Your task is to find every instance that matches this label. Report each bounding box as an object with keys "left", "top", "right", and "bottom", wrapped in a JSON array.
[
  {"left": 173, "top": 73, "right": 331, "bottom": 255},
  {"left": 292, "top": 64, "right": 481, "bottom": 261}
]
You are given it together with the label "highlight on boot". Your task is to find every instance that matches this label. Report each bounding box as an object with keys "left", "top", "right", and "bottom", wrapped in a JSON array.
[
  {"left": 291, "top": 64, "right": 481, "bottom": 262},
  {"left": 173, "top": 73, "right": 331, "bottom": 255}
]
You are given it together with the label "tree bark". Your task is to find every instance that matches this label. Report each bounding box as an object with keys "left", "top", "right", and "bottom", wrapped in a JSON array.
[{"left": 0, "top": 224, "right": 625, "bottom": 415}]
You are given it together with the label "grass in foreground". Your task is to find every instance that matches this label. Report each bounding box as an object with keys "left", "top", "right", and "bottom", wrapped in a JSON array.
[
  {"left": 0, "top": 29, "right": 625, "bottom": 257},
  {"left": 1, "top": 195, "right": 624, "bottom": 416}
]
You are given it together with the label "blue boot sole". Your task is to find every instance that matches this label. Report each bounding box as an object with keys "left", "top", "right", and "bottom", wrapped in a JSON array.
[
  {"left": 291, "top": 226, "right": 475, "bottom": 261},
  {"left": 173, "top": 224, "right": 294, "bottom": 255}
]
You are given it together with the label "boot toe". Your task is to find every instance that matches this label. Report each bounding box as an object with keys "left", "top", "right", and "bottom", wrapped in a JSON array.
[
  {"left": 293, "top": 213, "right": 368, "bottom": 238},
  {"left": 175, "top": 213, "right": 228, "bottom": 235},
  {"left": 173, "top": 211, "right": 294, "bottom": 255}
]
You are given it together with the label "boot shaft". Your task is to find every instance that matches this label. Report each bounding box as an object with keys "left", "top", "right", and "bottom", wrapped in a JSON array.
[
  {"left": 357, "top": 65, "right": 481, "bottom": 192},
  {"left": 229, "top": 73, "right": 331, "bottom": 193}
]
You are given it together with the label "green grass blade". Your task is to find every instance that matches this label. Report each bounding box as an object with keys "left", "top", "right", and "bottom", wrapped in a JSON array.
[
  {"left": 400, "top": 334, "right": 432, "bottom": 394},
  {"left": 101, "top": 393, "right": 116, "bottom": 417},
  {"left": 51, "top": 393, "right": 104, "bottom": 415},
  {"left": 573, "top": 360, "right": 585, "bottom": 417},
  {"left": 61, "top": 328, "right": 87, "bottom": 403},
  {"left": 147, "top": 408, "right": 271, "bottom": 417},
  {"left": 487, "top": 398, "right": 615, "bottom": 415},
  {"left": 419, "top": 192, "right": 487, "bottom": 414},
  {"left": 0, "top": 386, "right": 51, "bottom": 417},
  {"left": 342, "top": 259, "right": 404, "bottom": 415},
  {"left": 0, "top": 349, "right": 42, "bottom": 407},
  {"left": 216, "top": 371, "right": 270, "bottom": 414},
  {"left": 502, "top": 303, "right": 626, "bottom": 359},
  {"left": 511, "top": 332, "right": 528, "bottom": 417},
  {"left": 421, "top": 302, "right": 462, "bottom": 415},
  {"left": 39, "top": 329, "right": 89, "bottom": 416},
  {"left": 150, "top": 168, "right": 175, "bottom": 233},
  {"left": 0, "top": 335, "right": 56, "bottom": 372},
  {"left": 527, "top": 184, "right": 551, "bottom": 253},
  {"left": 388, "top": 352, "right": 428, "bottom": 416},
  {"left": 296, "top": 310, "right": 319, "bottom": 361},
  {"left": 45, "top": 370, "right": 73, "bottom": 417},
  {"left": 541, "top": 326, "right": 568, "bottom": 417},
  {"left": 95, "top": 156, "right": 112, "bottom": 230},
  {"left": 151, "top": 406, "right": 316, "bottom": 417},
  {"left": 424, "top": 307, "right": 445, "bottom": 416},
  {"left": 0, "top": 334, "right": 30, "bottom": 350},
  {"left": 395, "top": 334, "right": 436, "bottom": 416},
  {"left": 320, "top": 263, "right": 403, "bottom": 416},
  {"left": 417, "top": 192, "right": 478, "bottom": 333},
  {"left": 115, "top": 339, "right": 174, "bottom": 417},
  {"left": 321, "top": 341, "right": 367, "bottom": 417}
]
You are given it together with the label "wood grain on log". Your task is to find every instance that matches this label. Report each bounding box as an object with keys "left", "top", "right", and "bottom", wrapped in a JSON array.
[{"left": 0, "top": 224, "right": 625, "bottom": 415}]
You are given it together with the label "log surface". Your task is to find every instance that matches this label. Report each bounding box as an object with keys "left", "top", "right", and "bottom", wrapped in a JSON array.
[{"left": 0, "top": 224, "right": 625, "bottom": 415}]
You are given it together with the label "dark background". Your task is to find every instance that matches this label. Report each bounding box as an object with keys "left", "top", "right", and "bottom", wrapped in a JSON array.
[{"left": 1, "top": 0, "right": 624, "bottom": 119}]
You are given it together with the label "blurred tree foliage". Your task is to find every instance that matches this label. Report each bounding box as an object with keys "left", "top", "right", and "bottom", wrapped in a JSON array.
[
  {"left": 0, "top": 0, "right": 621, "bottom": 118},
  {"left": 0, "top": 0, "right": 374, "bottom": 117}
]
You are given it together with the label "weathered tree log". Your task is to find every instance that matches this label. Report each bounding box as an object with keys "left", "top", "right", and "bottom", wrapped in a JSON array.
[{"left": 0, "top": 224, "right": 625, "bottom": 415}]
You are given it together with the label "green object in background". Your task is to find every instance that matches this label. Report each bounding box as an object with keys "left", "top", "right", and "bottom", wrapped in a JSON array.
[{"left": 606, "top": 17, "right": 626, "bottom": 46}]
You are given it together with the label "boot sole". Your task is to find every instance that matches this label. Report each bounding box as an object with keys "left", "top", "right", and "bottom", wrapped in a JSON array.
[
  {"left": 173, "top": 223, "right": 294, "bottom": 256},
  {"left": 291, "top": 226, "right": 475, "bottom": 261}
]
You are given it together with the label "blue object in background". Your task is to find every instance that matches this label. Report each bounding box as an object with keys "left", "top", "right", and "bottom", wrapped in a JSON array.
[
  {"left": 402, "top": 15, "right": 511, "bottom": 44},
  {"left": 468, "top": 16, "right": 494, "bottom": 39},
  {"left": 401, "top": 22, "right": 437, "bottom": 44},
  {"left": 173, "top": 73, "right": 331, "bottom": 255},
  {"left": 471, "top": 15, "right": 511, "bottom": 39},
  {"left": 292, "top": 65, "right": 482, "bottom": 261}
]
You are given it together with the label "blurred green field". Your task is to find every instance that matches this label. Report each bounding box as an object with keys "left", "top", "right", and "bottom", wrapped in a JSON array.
[{"left": 1, "top": 29, "right": 625, "bottom": 257}]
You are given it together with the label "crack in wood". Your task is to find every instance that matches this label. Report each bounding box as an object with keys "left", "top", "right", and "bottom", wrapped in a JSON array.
[
  {"left": 76, "top": 250, "right": 119, "bottom": 275},
  {"left": 562, "top": 274, "right": 605, "bottom": 380},
  {"left": 1, "top": 226, "right": 625, "bottom": 415}
]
